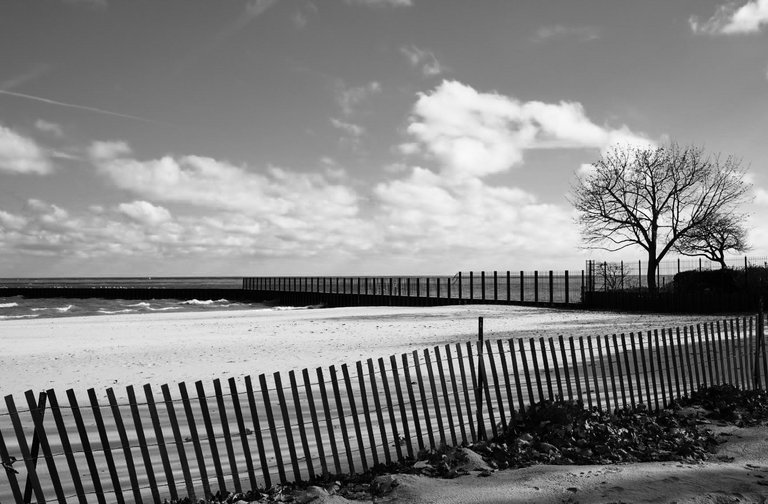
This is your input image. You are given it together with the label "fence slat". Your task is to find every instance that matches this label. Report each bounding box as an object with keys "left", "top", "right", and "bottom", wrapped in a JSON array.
[
  {"left": 389, "top": 355, "right": 413, "bottom": 459},
  {"left": 355, "top": 362, "right": 378, "bottom": 468},
  {"left": 435, "top": 347, "right": 457, "bottom": 447},
  {"left": 703, "top": 324, "right": 717, "bottom": 387},
  {"left": 715, "top": 322, "right": 726, "bottom": 387},
  {"left": 25, "top": 390, "right": 67, "bottom": 503},
  {"left": 671, "top": 328, "right": 682, "bottom": 399},
  {"left": 724, "top": 320, "right": 734, "bottom": 386},
  {"left": 68, "top": 389, "right": 107, "bottom": 504},
  {"left": 412, "top": 351, "right": 435, "bottom": 449},
  {"left": 466, "top": 341, "right": 485, "bottom": 440},
  {"left": 47, "top": 389, "right": 88, "bottom": 504},
  {"left": 596, "top": 336, "right": 610, "bottom": 412},
  {"left": 261, "top": 373, "right": 287, "bottom": 483},
  {"left": 736, "top": 319, "right": 746, "bottom": 389},
  {"left": 539, "top": 337, "right": 554, "bottom": 401},
  {"left": 579, "top": 337, "right": 593, "bottom": 409},
  {"left": 492, "top": 341, "right": 511, "bottom": 429},
  {"left": 646, "top": 331, "right": 660, "bottom": 410},
  {"left": 127, "top": 385, "right": 159, "bottom": 504},
  {"left": 21, "top": 392, "right": 49, "bottom": 504},
  {"left": 401, "top": 354, "right": 424, "bottom": 451},
  {"left": 228, "top": 378, "right": 258, "bottom": 490},
  {"left": 654, "top": 330, "right": 668, "bottom": 408},
  {"left": 456, "top": 344, "right": 476, "bottom": 441},
  {"left": 559, "top": 336, "right": 573, "bottom": 402},
  {"left": 274, "top": 372, "right": 302, "bottom": 482},
  {"left": 5, "top": 394, "right": 46, "bottom": 504},
  {"left": 688, "top": 326, "right": 700, "bottom": 392},
  {"left": 629, "top": 333, "right": 642, "bottom": 409},
  {"left": 480, "top": 342, "right": 497, "bottom": 439},
  {"left": 373, "top": 359, "right": 397, "bottom": 463},
  {"left": 661, "top": 329, "right": 675, "bottom": 402},
  {"left": 621, "top": 334, "right": 635, "bottom": 408},
  {"left": 179, "top": 382, "right": 212, "bottom": 499},
  {"left": 302, "top": 369, "right": 327, "bottom": 477},
  {"left": 290, "top": 371, "right": 315, "bottom": 480},
  {"left": 145, "top": 384, "right": 177, "bottom": 500},
  {"left": 425, "top": 349, "right": 447, "bottom": 446},
  {"left": 329, "top": 366, "right": 354, "bottom": 474},
  {"left": 568, "top": 337, "right": 582, "bottom": 403},
  {"left": 602, "top": 335, "right": 617, "bottom": 409},
  {"left": 213, "top": 379, "right": 241, "bottom": 492},
  {"left": 160, "top": 384, "right": 196, "bottom": 501},
  {"left": 88, "top": 388, "right": 125, "bottom": 503},
  {"left": 520, "top": 339, "right": 536, "bottom": 406},
  {"left": 245, "top": 376, "right": 271, "bottom": 487},
  {"left": 341, "top": 364, "right": 367, "bottom": 473},
  {"left": 0, "top": 406, "right": 24, "bottom": 503},
  {"left": 697, "top": 324, "right": 709, "bottom": 389},
  {"left": 587, "top": 337, "right": 601, "bottom": 411},
  {"left": 105, "top": 388, "right": 143, "bottom": 504},
  {"left": 747, "top": 318, "right": 756, "bottom": 390},
  {"left": 446, "top": 345, "right": 468, "bottom": 445},
  {"left": 548, "top": 338, "right": 563, "bottom": 401},
  {"left": 530, "top": 338, "right": 545, "bottom": 403},
  {"left": 611, "top": 335, "right": 626, "bottom": 409},
  {"left": 366, "top": 359, "right": 390, "bottom": 465}
]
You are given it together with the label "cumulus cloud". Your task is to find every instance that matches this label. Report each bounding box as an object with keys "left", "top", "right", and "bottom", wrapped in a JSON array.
[
  {"left": 401, "top": 80, "right": 651, "bottom": 182},
  {"left": 344, "top": 0, "right": 412, "bottom": 7},
  {"left": 532, "top": 25, "right": 601, "bottom": 43},
  {"left": 330, "top": 118, "right": 365, "bottom": 137},
  {"left": 34, "top": 119, "right": 63, "bottom": 137},
  {"left": 0, "top": 124, "right": 52, "bottom": 175},
  {"left": 690, "top": 0, "right": 768, "bottom": 34},
  {"left": 117, "top": 201, "right": 172, "bottom": 226},
  {"left": 335, "top": 81, "right": 382, "bottom": 116},
  {"left": 401, "top": 45, "right": 445, "bottom": 77}
]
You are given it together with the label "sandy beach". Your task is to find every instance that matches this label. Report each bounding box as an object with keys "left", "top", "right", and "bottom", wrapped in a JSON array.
[{"left": 0, "top": 304, "right": 733, "bottom": 401}]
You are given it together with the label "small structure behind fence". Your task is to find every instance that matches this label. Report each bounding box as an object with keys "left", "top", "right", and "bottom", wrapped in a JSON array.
[
  {"left": 242, "top": 270, "right": 585, "bottom": 308},
  {"left": 1, "top": 313, "right": 767, "bottom": 503}
]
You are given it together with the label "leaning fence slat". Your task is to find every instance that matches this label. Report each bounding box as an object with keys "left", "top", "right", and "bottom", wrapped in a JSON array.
[
  {"left": 341, "top": 364, "right": 368, "bottom": 473},
  {"left": 228, "top": 377, "right": 258, "bottom": 490},
  {"left": 105, "top": 388, "right": 143, "bottom": 504},
  {"left": 161, "top": 384, "right": 196, "bottom": 501},
  {"left": 629, "top": 333, "right": 642, "bottom": 408},
  {"left": 213, "top": 378, "right": 241, "bottom": 492},
  {"left": 145, "top": 384, "right": 178, "bottom": 500},
  {"left": 68, "top": 389, "right": 107, "bottom": 504},
  {"left": 568, "top": 337, "right": 582, "bottom": 404},
  {"left": 530, "top": 338, "right": 545, "bottom": 403},
  {"left": 661, "top": 329, "right": 674, "bottom": 402},
  {"left": 654, "top": 330, "right": 668, "bottom": 407},
  {"left": 261, "top": 373, "right": 288, "bottom": 483},
  {"left": 715, "top": 322, "right": 726, "bottom": 387},
  {"left": 25, "top": 390, "right": 66, "bottom": 503},
  {"left": 302, "top": 369, "right": 327, "bottom": 477},
  {"left": 596, "top": 336, "right": 610, "bottom": 412},
  {"left": 670, "top": 328, "right": 682, "bottom": 399},
  {"left": 620, "top": 334, "right": 635, "bottom": 408},
  {"left": 688, "top": 326, "right": 701, "bottom": 392},
  {"left": 490, "top": 341, "right": 509, "bottom": 429},
  {"left": 516, "top": 339, "right": 534, "bottom": 406},
  {"left": 703, "top": 324, "right": 717, "bottom": 387},
  {"left": 373, "top": 359, "right": 396, "bottom": 464},
  {"left": 196, "top": 381, "right": 226, "bottom": 492},
  {"left": 480, "top": 342, "right": 498, "bottom": 439},
  {"left": 724, "top": 320, "right": 734, "bottom": 386},
  {"left": 291, "top": 371, "right": 315, "bottom": 480},
  {"left": 47, "top": 389, "right": 87, "bottom": 504},
  {"left": 389, "top": 355, "right": 413, "bottom": 459},
  {"left": 5, "top": 394, "right": 46, "bottom": 504},
  {"left": 425, "top": 349, "right": 447, "bottom": 445},
  {"left": 538, "top": 338, "right": 554, "bottom": 401},
  {"left": 179, "top": 382, "right": 211, "bottom": 499},
  {"left": 128, "top": 385, "right": 160, "bottom": 504},
  {"left": 747, "top": 318, "right": 756, "bottom": 390},
  {"left": 587, "top": 337, "right": 602, "bottom": 411},
  {"left": 579, "top": 337, "right": 593, "bottom": 409},
  {"left": 604, "top": 335, "right": 619, "bottom": 409},
  {"left": 356, "top": 362, "right": 378, "bottom": 468},
  {"left": 329, "top": 366, "right": 354, "bottom": 474},
  {"left": 466, "top": 341, "right": 485, "bottom": 440},
  {"left": 697, "top": 324, "right": 709, "bottom": 389},
  {"left": 275, "top": 372, "right": 302, "bottom": 482},
  {"left": 412, "top": 351, "right": 435, "bottom": 449},
  {"left": 245, "top": 376, "right": 272, "bottom": 487},
  {"left": 402, "top": 353, "right": 424, "bottom": 452},
  {"left": 558, "top": 335, "right": 573, "bottom": 402},
  {"left": 435, "top": 347, "right": 457, "bottom": 447},
  {"left": 736, "top": 319, "right": 746, "bottom": 389},
  {"left": 88, "top": 388, "right": 125, "bottom": 503},
  {"left": 548, "top": 338, "right": 564, "bottom": 401},
  {"left": 646, "top": 331, "right": 660, "bottom": 410},
  {"left": 681, "top": 327, "right": 693, "bottom": 396},
  {"left": 446, "top": 345, "right": 468, "bottom": 445},
  {"left": 611, "top": 335, "right": 626, "bottom": 409},
  {"left": 368, "top": 359, "right": 391, "bottom": 464},
  {"left": 456, "top": 343, "right": 477, "bottom": 441},
  {"left": 21, "top": 392, "right": 50, "bottom": 504},
  {"left": 761, "top": 316, "right": 768, "bottom": 391},
  {"left": 0, "top": 405, "right": 24, "bottom": 504}
]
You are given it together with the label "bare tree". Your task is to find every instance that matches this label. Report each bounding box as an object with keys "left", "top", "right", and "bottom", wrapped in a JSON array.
[
  {"left": 571, "top": 142, "right": 751, "bottom": 291},
  {"left": 674, "top": 212, "right": 749, "bottom": 269}
]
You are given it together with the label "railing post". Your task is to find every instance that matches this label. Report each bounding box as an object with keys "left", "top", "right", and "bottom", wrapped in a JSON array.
[
  {"left": 549, "top": 270, "right": 554, "bottom": 305},
  {"left": 534, "top": 271, "right": 539, "bottom": 304},
  {"left": 470, "top": 272, "right": 474, "bottom": 301},
  {"left": 565, "top": 270, "right": 570, "bottom": 304},
  {"left": 458, "top": 273, "right": 463, "bottom": 301},
  {"left": 520, "top": 271, "right": 524, "bottom": 302},
  {"left": 481, "top": 271, "right": 485, "bottom": 301},
  {"left": 493, "top": 271, "right": 498, "bottom": 301},
  {"left": 506, "top": 271, "right": 511, "bottom": 301}
]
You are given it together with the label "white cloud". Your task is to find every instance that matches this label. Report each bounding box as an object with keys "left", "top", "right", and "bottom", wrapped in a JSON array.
[
  {"left": 690, "top": 0, "right": 768, "bottom": 34},
  {"left": 330, "top": 118, "right": 365, "bottom": 137},
  {"left": 245, "top": 0, "right": 278, "bottom": 19},
  {"left": 755, "top": 187, "right": 768, "bottom": 205},
  {"left": 400, "top": 45, "right": 445, "bottom": 77},
  {"left": 335, "top": 81, "right": 382, "bottom": 116},
  {"left": 0, "top": 124, "right": 52, "bottom": 175},
  {"left": 344, "top": 0, "right": 412, "bottom": 7},
  {"left": 402, "top": 80, "right": 651, "bottom": 182},
  {"left": 34, "top": 119, "right": 63, "bottom": 137},
  {"left": 117, "top": 201, "right": 172, "bottom": 226},
  {"left": 532, "top": 25, "right": 601, "bottom": 43}
]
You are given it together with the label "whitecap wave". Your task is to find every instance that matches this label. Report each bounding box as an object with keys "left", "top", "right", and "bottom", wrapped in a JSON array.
[
  {"left": 0, "top": 302, "right": 19, "bottom": 308},
  {"left": 56, "top": 305, "right": 74, "bottom": 313},
  {"left": 180, "top": 299, "right": 230, "bottom": 306},
  {"left": 0, "top": 314, "right": 40, "bottom": 320},
  {"left": 97, "top": 309, "right": 137, "bottom": 314},
  {"left": 126, "top": 302, "right": 151, "bottom": 308},
  {"left": 30, "top": 307, "right": 50, "bottom": 312},
  {"left": 148, "top": 306, "right": 181, "bottom": 311}
]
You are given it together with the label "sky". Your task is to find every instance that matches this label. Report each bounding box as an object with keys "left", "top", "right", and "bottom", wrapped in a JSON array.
[{"left": 1, "top": 0, "right": 767, "bottom": 277}]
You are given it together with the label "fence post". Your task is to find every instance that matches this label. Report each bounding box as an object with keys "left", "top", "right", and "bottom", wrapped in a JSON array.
[
  {"left": 494, "top": 271, "right": 498, "bottom": 301},
  {"left": 520, "top": 271, "right": 524, "bottom": 302},
  {"left": 534, "top": 271, "right": 539, "bottom": 303},
  {"left": 480, "top": 271, "right": 485, "bottom": 301},
  {"left": 475, "top": 317, "right": 486, "bottom": 441},
  {"left": 639, "top": 260, "right": 642, "bottom": 288},
  {"left": 458, "top": 273, "right": 462, "bottom": 301},
  {"left": 565, "top": 270, "right": 570, "bottom": 304},
  {"left": 506, "top": 271, "right": 511, "bottom": 301},
  {"left": 470, "top": 272, "right": 474, "bottom": 301},
  {"left": 549, "top": 270, "right": 554, "bottom": 305}
]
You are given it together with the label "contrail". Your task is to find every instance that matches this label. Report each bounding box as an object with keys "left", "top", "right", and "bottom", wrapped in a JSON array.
[{"left": 0, "top": 89, "right": 159, "bottom": 124}]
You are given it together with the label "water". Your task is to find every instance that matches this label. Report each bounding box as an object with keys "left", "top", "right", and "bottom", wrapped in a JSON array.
[{"left": 0, "top": 277, "right": 276, "bottom": 320}]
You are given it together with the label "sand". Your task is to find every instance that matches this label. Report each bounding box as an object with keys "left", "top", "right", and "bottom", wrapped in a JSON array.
[{"left": 0, "top": 304, "right": 733, "bottom": 400}]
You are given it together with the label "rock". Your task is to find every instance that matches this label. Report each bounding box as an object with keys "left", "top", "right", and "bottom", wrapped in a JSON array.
[
  {"left": 538, "top": 442, "right": 559, "bottom": 454},
  {"left": 372, "top": 475, "right": 398, "bottom": 495},
  {"left": 456, "top": 448, "right": 493, "bottom": 472},
  {"left": 413, "top": 460, "right": 431, "bottom": 470},
  {"left": 294, "top": 486, "right": 328, "bottom": 504}
]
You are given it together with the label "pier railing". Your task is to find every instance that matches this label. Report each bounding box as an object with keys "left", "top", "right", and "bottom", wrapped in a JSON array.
[
  {"left": 1, "top": 314, "right": 766, "bottom": 503},
  {"left": 243, "top": 270, "right": 585, "bottom": 307}
]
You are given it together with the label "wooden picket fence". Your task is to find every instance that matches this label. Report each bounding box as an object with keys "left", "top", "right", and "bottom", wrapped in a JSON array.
[{"left": 2, "top": 315, "right": 767, "bottom": 503}]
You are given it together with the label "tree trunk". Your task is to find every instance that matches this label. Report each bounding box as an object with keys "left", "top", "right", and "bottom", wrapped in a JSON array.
[{"left": 647, "top": 255, "right": 657, "bottom": 292}]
